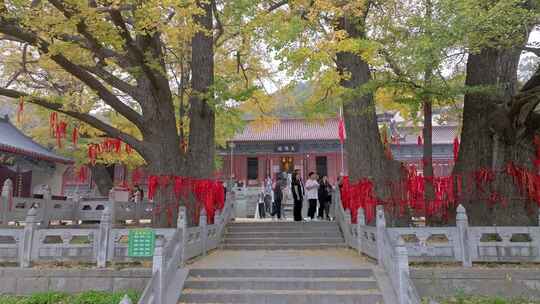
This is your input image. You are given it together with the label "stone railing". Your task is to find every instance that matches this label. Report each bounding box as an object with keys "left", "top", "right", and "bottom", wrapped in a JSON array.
[
  {"left": 134, "top": 193, "right": 235, "bottom": 304},
  {"left": 0, "top": 207, "right": 176, "bottom": 267},
  {"left": 0, "top": 194, "right": 156, "bottom": 227},
  {"left": 334, "top": 187, "right": 540, "bottom": 303},
  {"left": 384, "top": 204, "right": 540, "bottom": 265},
  {"left": 333, "top": 190, "right": 421, "bottom": 304}
]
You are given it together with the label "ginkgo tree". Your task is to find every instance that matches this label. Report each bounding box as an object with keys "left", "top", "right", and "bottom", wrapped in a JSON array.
[
  {"left": 0, "top": 0, "right": 279, "bottom": 176},
  {"left": 0, "top": 0, "right": 285, "bottom": 226}
]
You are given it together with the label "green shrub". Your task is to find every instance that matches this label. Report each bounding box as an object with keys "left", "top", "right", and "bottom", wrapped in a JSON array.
[
  {"left": 0, "top": 291, "right": 139, "bottom": 304},
  {"left": 427, "top": 295, "right": 540, "bottom": 304}
]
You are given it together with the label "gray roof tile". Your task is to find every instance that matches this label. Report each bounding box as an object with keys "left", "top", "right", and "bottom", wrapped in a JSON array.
[{"left": 0, "top": 115, "right": 73, "bottom": 164}]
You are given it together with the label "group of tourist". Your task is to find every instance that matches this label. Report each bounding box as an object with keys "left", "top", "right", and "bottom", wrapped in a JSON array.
[{"left": 258, "top": 169, "right": 334, "bottom": 222}]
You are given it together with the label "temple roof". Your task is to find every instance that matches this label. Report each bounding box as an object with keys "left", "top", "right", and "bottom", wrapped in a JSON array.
[
  {"left": 232, "top": 118, "right": 458, "bottom": 144},
  {"left": 0, "top": 115, "right": 73, "bottom": 164}
]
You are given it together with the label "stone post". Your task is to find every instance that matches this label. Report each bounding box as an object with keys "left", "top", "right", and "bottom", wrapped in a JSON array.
[
  {"left": 215, "top": 209, "right": 222, "bottom": 227},
  {"left": 456, "top": 204, "right": 472, "bottom": 267},
  {"left": 152, "top": 238, "right": 165, "bottom": 304},
  {"left": 333, "top": 189, "right": 339, "bottom": 221},
  {"left": 200, "top": 208, "right": 208, "bottom": 257},
  {"left": 395, "top": 237, "right": 411, "bottom": 304},
  {"left": 97, "top": 207, "right": 112, "bottom": 268},
  {"left": 72, "top": 194, "right": 81, "bottom": 225},
  {"left": 357, "top": 207, "right": 366, "bottom": 255},
  {"left": 20, "top": 207, "right": 38, "bottom": 268},
  {"left": 108, "top": 189, "right": 116, "bottom": 225},
  {"left": 177, "top": 207, "right": 187, "bottom": 266},
  {"left": 41, "top": 187, "right": 52, "bottom": 228},
  {"left": 1, "top": 179, "right": 13, "bottom": 226},
  {"left": 344, "top": 209, "right": 352, "bottom": 224},
  {"left": 376, "top": 205, "right": 386, "bottom": 265}
]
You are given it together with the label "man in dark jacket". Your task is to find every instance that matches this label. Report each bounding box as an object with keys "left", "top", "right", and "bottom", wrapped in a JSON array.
[
  {"left": 318, "top": 176, "right": 332, "bottom": 220},
  {"left": 291, "top": 169, "right": 304, "bottom": 221},
  {"left": 271, "top": 176, "right": 285, "bottom": 220}
]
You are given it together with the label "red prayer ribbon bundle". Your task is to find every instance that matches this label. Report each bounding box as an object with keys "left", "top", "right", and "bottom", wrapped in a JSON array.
[
  {"left": 453, "top": 137, "right": 460, "bottom": 162},
  {"left": 72, "top": 127, "right": 79, "bottom": 147},
  {"left": 144, "top": 175, "right": 224, "bottom": 225},
  {"left": 78, "top": 166, "right": 88, "bottom": 183}
]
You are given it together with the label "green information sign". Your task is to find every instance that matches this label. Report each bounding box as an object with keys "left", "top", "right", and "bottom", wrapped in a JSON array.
[{"left": 128, "top": 229, "right": 156, "bottom": 258}]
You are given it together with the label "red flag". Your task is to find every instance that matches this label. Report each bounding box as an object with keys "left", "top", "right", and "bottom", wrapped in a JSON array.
[
  {"left": 338, "top": 117, "right": 346, "bottom": 144},
  {"left": 453, "top": 137, "right": 460, "bottom": 162}
]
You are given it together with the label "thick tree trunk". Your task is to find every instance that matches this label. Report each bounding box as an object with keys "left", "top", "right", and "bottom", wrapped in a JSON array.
[
  {"left": 139, "top": 126, "right": 183, "bottom": 227},
  {"left": 336, "top": 13, "right": 402, "bottom": 224},
  {"left": 423, "top": 98, "right": 435, "bottom": 218},
  {"left": 186, "top": 0, "right": 215, "bottom": 179},
  {"left": 454, "top": 47, "right": 537, "bottom": 225},
  {"left": 91, "top": 164, "right": 113, "bottom": 196},
  {"left": 422, "top": 0, "right": 436, "bottom": 224}
]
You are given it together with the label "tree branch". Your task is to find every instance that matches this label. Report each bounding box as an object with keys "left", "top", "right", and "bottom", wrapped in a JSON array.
[
  {"left": 0, "top": 19, "right": 145, "bottom": 130},
  {"left": 108, "top": 8, "right": 163, "bottom": 94},
  {"left": 80, "top": 64, "right": 142, "bottom": 100},
  {"left": 267, "top": 0, "right": 289, "bottom": 12},
  {"left": 212, "top": 0, "right": 224, "bottom": 43},
  {"left": 0, "top": 87, "right": 143, "bottom": 151}
]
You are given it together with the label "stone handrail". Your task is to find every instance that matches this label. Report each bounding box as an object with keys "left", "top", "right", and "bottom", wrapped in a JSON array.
[
  {"left": 135, "top": 194, "right": 235, "bottom": 304},
  {"left": 334, "top": 185, "right": 540, "bottom": 302},
  {"left": 376, "top": 207, "right": 421, "bottom": 304},
  {"left": 0, "top": 195, "right": 158, "bottom": 227},
  {"left": 333, "top": 189, "right": 421, "bottom": 304},
  {"left": 0, "top": 207, "right": 179, "bottom": 267}
]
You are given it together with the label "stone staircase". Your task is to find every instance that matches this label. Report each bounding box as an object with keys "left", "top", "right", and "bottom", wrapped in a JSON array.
[
  {"left": 176, "top": 220, "right": 393, "bottom": 304},
  {"left": 222, "top": 221, "right": 347, "bottom": 250},
  {"left": 178, "top": 268, "right": 384, "bottom": 304}
]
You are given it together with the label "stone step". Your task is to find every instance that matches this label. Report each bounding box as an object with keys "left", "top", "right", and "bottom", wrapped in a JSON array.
[
  {"left": 229, "top": 221, "right": 337, "bottom": 227},
  {"left": 226, "top": 225, "right": 340, "bottom": 233},
  {"left": 223, "top": 237, "right": 344, "bottom": 245},
  {"left": 188, "top": 268, "right": 374, "bottom": 278},
  {"left": 178, "top": 289, "right": 383, "bottom": 304},
  {"left": 225, "top": 231, "right": 342, "bottom": 238},
  {"left": 221, "top": 243, "right": 348, "bottom": 250},
  {"left": 183, "top": 277, "right": 379, "bottom": 290}
]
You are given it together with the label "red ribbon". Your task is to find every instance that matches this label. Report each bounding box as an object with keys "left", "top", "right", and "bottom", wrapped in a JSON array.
[
  {"left": 132, "top": 168, "right": 143, "bottom": 185},
  {"left": 72, "top": 127, "right": 79, "bottom": 147},
  {"left": 147, "top": 176, "right": 159, "bottom": 200},
  {"left": 78, "top": 166, "right": 88, "bottom": 183},
  {"left": 453, "top": 137, "right": 460, "bottom": 162},
  {"left": 49, "top": 112, "right": 57, "bottom": 137}
]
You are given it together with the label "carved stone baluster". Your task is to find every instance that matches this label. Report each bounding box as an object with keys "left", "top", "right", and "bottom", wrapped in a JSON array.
[
  {"left": 20, "top": 207, "right": 38, "bottom": 268},
  {"left": 357, "top": 207, "right": 365, "bottom": 255},
  {"left": 456, "top": 204, "right": 472, "bottom": 267},
  {"left": 200, "top": 209, "right": 208, "bottom": 257},
  {"left": 177, "top": 207, "right": 187, "bottom": 266},
  {"left": 97, "top": 207, "right": 112, "bottom": 268},
  {"left": 376, "top": 205, "right": 386, "bottom": 264},
  {"left": 1, "top": 179, "right": 13, "bottom": 225}
]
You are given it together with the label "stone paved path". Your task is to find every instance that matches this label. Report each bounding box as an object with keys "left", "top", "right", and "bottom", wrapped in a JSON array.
[{"left": 187, "top": 248, "right": 371, "bottom": 269}]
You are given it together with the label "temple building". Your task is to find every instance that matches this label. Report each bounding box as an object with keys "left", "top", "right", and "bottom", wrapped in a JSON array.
[
  {"left": 0, "top": 115, "right": 73, "bottom": 197},
  {"left": 218, "top": 117, "right": 458, "bottom": 185}
]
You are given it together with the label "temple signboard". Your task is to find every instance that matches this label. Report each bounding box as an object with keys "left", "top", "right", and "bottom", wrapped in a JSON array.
[{"left": 274, "top": 143, "right": 298, "bottom": 153}]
